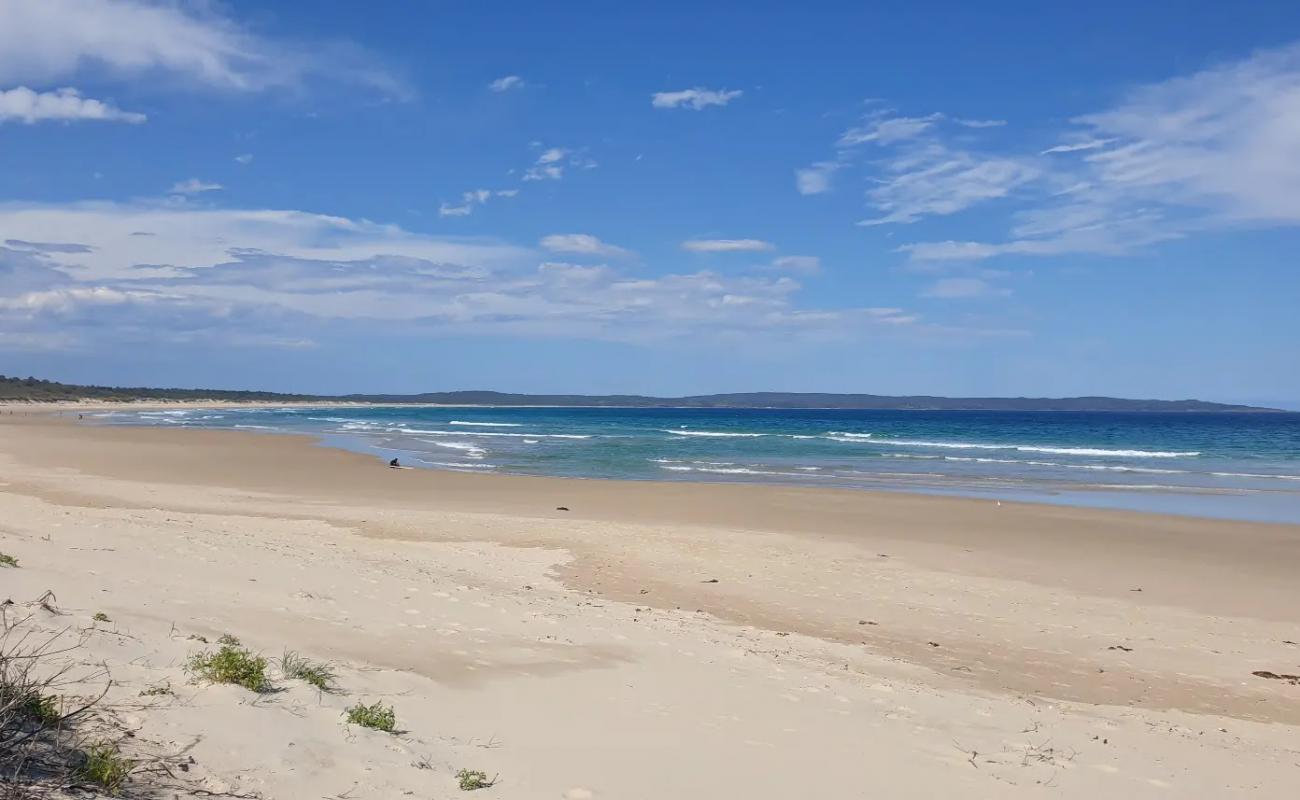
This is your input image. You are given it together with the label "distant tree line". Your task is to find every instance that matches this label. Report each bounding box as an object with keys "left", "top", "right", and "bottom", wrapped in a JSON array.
[
  {"left": 0, "top": 375, "right": 1274, "bottom": 411},
  {"left": 0, "top": 375, "right": 320, "bottom": 402}
]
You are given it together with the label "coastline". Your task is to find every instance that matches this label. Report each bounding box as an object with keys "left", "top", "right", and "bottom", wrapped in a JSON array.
[
  {"left": 72, "top": 402, "right": 1300, "bottom": 524},
  {"left": 1, "top": 411, "right": 1298, "bottom": 797}
]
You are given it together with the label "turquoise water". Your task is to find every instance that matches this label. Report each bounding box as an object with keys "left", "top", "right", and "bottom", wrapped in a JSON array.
[{"left": 94, "top": 406, "right": 1300, "bottom": 523}]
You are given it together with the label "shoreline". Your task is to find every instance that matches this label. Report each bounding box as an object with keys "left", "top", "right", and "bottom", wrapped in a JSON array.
[
  {"left": 6, "top": 411, "right": 1299, "bottom": 619},
  {"left": 2, "top": 411, "right": 1298, "bottom": 796},
  {"left": 74, "top": 403, "right": 1300, "bottom": 525}
]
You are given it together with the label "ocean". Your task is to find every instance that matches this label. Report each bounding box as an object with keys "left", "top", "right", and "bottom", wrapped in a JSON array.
[{"left": 93, "top": 406, "right": 1300, "bottom": 524}]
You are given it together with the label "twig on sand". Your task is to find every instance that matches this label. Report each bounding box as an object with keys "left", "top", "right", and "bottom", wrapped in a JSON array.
[{"left": 953, "top": 740, "right": 979, "bottom": 768}]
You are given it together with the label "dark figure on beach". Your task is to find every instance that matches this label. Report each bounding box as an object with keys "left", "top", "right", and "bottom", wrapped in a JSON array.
[{"left": 389, "top": 458, "right": 400, "bottom": 468}]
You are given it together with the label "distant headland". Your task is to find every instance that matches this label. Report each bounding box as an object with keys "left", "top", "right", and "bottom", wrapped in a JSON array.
[{"left": 0, "top": 376, "right": 1280, "bottom": 412}]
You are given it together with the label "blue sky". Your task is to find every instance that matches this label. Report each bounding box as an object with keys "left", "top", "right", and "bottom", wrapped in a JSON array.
[{"left": 1, "top": 0, "right": 1298, "bottom": 405}]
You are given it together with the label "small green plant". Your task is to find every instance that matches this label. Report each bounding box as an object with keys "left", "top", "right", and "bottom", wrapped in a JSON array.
[
  {"left": 279, "top": 650, "right": 336, "bottom": 692},
  {"left": 217, "top": 633, "right": 242, "bottom": 646},
  {"left": 456, "top": 769, "right": 496, "bottom": 791},
  {"left": 0, "top": 552, "right": 17, "bottom": 568},
  {"left": 344, "top": 700, "right": 396, "bottom": 733},
  {"left": 78, "top": 741, "right": 133, "bottom": 795},
  {"left": 10, "top": 691, "right": 60, "bottom": 726},
  {"left": 31, "top": 693, "right": 61, "bottom": 725},
  {"left": 92, "top": 612, "right": 111, "bottom": 623},
  {"left": 139, "top": 682, "right": 173, "bottom": 697},
  {"left": 186, "top": 642, "right": 271, "bottom": 693}
]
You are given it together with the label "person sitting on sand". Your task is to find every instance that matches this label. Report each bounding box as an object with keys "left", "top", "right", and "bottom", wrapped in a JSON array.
[{"left": 389, "top": 458, "right": 400, "bottom": 468}]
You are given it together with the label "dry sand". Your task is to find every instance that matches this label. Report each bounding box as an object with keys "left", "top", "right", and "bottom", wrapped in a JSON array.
[{"left": 0, "top": 408, "right": 1297, "bottom": 797}]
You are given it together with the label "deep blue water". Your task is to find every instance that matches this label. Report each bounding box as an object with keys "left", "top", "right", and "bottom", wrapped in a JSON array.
[{"left": 94, "top": 406, "right": 1300, "bottom": 523}]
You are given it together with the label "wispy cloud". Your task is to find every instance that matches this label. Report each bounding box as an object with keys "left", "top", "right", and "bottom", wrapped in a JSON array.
[
  {"left": 651, "top": 87, "right": 743, "bottom": 110},
  {"left": 519, "top": 146, "right": 596, "bottom": 182},
  {"left": 0, "top": 202, "right": 923, "bottom": 350},
  {"left": 0, "top": 0, "right": 407, "bottom": 98},
  {"left": 169, "top": 178, "right": 223, "bottom": 195},
  {"left": 681, "top": 238, "right": 775, "bottom": 253},
  {"left": 921, "top": 277, "right": 1011, "bottom": 298},
  {"left": 898, "top": 40, "right": 1300, "bottom": 262},
  {"left": 771, "top": 255, "right": 821, "bottom": 273},
  {"left": 795, "top": 161, "right": 840, "bottom": 195},
  {"left": 540, "top": 233, "right": 630, "bottom": 257},
  {"left": 234, "top": 153, "right": 254, "bottom": 165},
  {"left": 439, "top": 188, "right": 517, "bottom": 217},
  {"left": 1040, "top": 138, "right": 1114, "bottom": 155},
  {"left": 858, "top": 146, "right": 1039, "bottom": 226},
  {"left": 954, "top": 118, "right": 1007, "bottom": 129},
  {"left": 488, "top": 75, "right": 524, "bottom": 92},
  {"left": 838, "top": 112, "right": 943, "bottom": 147},
  {"left": 523, "top": 147, "right": 567, "bottom": 181},
  {"left": 0, "top": 86, "right": 145, "bottom": 124}
]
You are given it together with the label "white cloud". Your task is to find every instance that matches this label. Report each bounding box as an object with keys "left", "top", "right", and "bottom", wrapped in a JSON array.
[
  {"left": 651, "top": 87, "right": 742, "bottom": 110},
  {"left": 795, "top": 161, "right": 840, "bottom": 195},
  {"left": 838, "top": 113, "right": 943, "bottom": 147},
  {"left": 771, "top": 255, "right": 821, "bottom": 273},
  {"left": 521, "top": 146, "right": 592, "bottom": 181},
  {"left": 0, "top": 0, "right": 405, "bottom": 97},
  {"left": 540, "top": 233, "right": 630, "bottom": 257},
  {"left": 523, "top": 147, "right": 566, "bottom": 181},
  {"left": 0, "top": 86, "right": 145, "bottom": 124},
  {"left": 488, "top": 75, "right": 524, "bottom": 92},
  {"left": 921, "top": 277, "right": 1010, "bottom": 298},
  {"left": 1040, "top": 138, "right": 1114, "bottom": 155},
  {"left": 439, "top": 188, "right": 517, "bottom": 217},
  {"left": 954, "top": 118, "right": 1007, "bottom": 129},
  {"left": 0, "top": 201, "right": 922, "bottom": 349},
  {"left": 537, "top": 148, "right": 565, "bottom": 164},
  {"left": 897, "top": 40, "right": 1300, "bottom": 261},
  {"left": 1070, "top": 42, "right": 1300, "bottom": 223},
  {"left": 170, "top": 178, "right": 223, "bottom": 195},
  {"left": 898, "top": 206, "right": 1181, "bottom": 262},
  {"left": 682, "top": 239, "right": 775, "bottom": 253},
  {"left": 0, "top": 202, "right": 531, "bottom": 281},
  {"left": 859, "top": 146, "right": 1040, "bottom": 226},
  {"left": 234, "top": 153, "right": 254, "bottom": 165}
]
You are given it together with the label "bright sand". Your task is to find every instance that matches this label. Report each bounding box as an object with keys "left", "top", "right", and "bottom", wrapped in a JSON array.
[{"left": 1, "top": 407, "right": 1298, "bottom": 797}]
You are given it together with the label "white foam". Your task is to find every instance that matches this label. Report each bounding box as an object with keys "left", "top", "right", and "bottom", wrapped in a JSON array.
[
  {"left": 658, "top": 465, "right": 779, "bottom": 475},
  {"left": 418, "top": 440, "right": 487, "bottom": 459},
  {"left": 663, "top": 430, "right": 766, "bottom": 438},
  {"left": 449, "top": 421, "right": 522, "bottom": 427},
  {"left": 939, "top": 456, "right": 1187, "bottom": 474},
  {"left": 830, "top": 436, "right": 1198, "bottom": 458},
  {"left": 1210, "top": 471, "right": 1300, "bottom": 481},
  {"left": 398, "top": 428, "right": 589, "bottom": 439},
  {"left": 233, "top": 424, "right": 274, "bottom": 430},
  {"left": 827, "top": 431, "right": 872, "bottom": 439}
]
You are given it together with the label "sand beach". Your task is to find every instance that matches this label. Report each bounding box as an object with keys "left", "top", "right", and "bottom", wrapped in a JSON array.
[{"left": 1, "top": 407, "right": 1297, "bottom": 797}]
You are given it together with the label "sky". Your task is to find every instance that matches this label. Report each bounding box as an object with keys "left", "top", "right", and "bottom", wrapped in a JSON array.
[{"left": 1, "top": 1, "right": 1299, "bottom": 405}]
